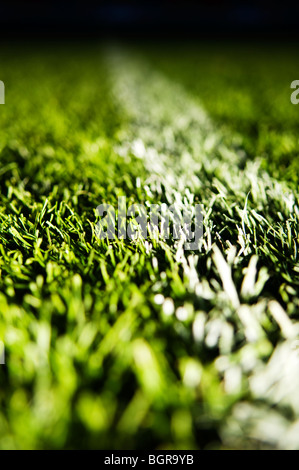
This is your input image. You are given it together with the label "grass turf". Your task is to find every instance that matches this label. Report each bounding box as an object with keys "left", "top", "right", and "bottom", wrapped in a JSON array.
[
  {"left": 0, "top": 42, "right": 298, "bottom": 449},
  {"left": 147, "top": 42, "right": 299, "bottom": 184}
]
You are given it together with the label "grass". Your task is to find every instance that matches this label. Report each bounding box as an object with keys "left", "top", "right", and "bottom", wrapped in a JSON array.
[
  {"left": 0, "top": 41, "right": 298, "bottom": 450},
  {"left": 147, "top": 42, "right": 299, "bottom": 184}
]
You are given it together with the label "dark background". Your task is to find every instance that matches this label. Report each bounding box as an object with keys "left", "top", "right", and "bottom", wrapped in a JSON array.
[{"left": 1, "top": 1, "right": 299, "bottom": 39}]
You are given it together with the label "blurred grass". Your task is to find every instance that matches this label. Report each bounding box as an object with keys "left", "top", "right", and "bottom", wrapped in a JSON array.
[
  {"left": 146, "top": 42, "right": 299, "bottom": 184},
  {"left": 0, "top": 42, "right": 298, "bottom": 450}
]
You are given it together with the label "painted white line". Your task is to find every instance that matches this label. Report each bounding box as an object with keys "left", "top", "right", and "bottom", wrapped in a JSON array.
[
  {"left": 106, "top": 49, "right": 299, "bottom": 449},
  {"left": 107, "top": 49, "right": 240, "bottom": 198},
  {"left": 105, "top": 49, "right": 244, "bottom": 255}
]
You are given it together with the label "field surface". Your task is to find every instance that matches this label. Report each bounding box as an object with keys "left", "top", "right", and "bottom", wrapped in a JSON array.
[{"left": 0, "top": 42, "right": 298, "bottom": 449}]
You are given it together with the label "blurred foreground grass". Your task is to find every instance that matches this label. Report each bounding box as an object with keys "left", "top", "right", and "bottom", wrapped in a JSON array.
[{"left": 0, "top": 42, "right": 298, "bottom": 449}]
